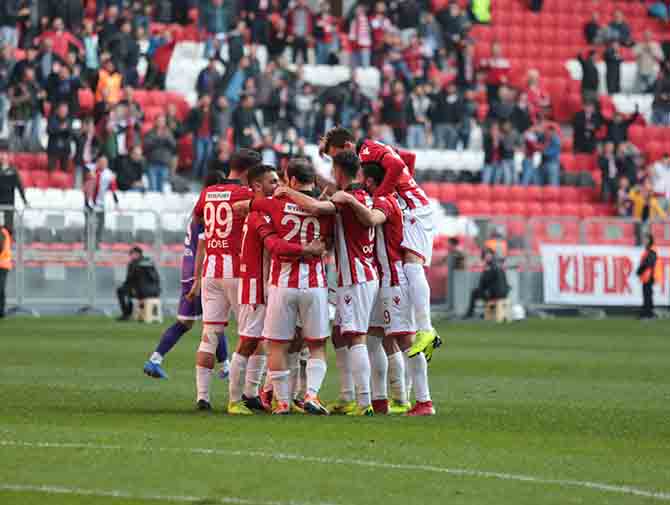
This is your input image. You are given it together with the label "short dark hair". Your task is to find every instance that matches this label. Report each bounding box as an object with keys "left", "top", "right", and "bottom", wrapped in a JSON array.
[
  {"left": 204, "top": 170, "right": 225, "bottom": 186},
  {"left": 333, "top": 150, "right": 360, "bottom": 179},
  {"left": 230, "top": 149, "right": 261, "bottom": 174},
  {"left": 361, "top": 161, "right": 385, "bottom": 187},
  {"left": 448, "top": 237, "right": 459, "bottom": 246},
  {"left": 248, "top": 164, "right": 276, "bottom": 184},
  {"left": 287, "top": 158, "right": 315, "bottom": 184},
  {"left": 647, "top": 235, "right": 655, "bottom": 248},
  {"left": 323, "top": 127, "right": 354, "bottom": 154},
  {"left": 130, "top": 246, "right": 143, "bottom": 256}
]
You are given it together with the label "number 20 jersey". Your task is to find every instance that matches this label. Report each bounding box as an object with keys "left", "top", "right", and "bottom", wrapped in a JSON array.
[
  {"left": 193, "top": 180, "right": 254, "bottom": 279},
  {"left": 251, "top": 194, "right": 334, "bottom": 289}
]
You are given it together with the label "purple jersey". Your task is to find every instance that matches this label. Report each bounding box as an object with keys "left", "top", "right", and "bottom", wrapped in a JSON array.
[{"left": 181, "top": 219, "right": 204, "bottom": 283}]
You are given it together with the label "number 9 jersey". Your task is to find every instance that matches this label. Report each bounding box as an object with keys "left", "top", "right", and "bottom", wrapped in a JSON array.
[{"left": 193, "top": 180, "right": 254, "bottom": 279}]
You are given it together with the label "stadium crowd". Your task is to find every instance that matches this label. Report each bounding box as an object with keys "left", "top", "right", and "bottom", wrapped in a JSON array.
[{"left": 0, "top": 0, "right": 669, "bottom": 217}]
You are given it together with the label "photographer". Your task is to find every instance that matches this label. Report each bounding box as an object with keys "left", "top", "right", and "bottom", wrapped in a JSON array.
[
  {"left": 463, "top": 248, "right": 510, "bottom": 319},
  {"left": 117, "top": 246, "right": 161, "bottom": 321}
]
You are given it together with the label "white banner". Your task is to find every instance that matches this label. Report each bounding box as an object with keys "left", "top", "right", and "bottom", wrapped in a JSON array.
[{"left": 540, "top": 244, "right": 670, "bottom": 306}]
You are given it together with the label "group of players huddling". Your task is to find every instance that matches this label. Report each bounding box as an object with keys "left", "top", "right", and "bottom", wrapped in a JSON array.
[{"left": 143, "top": 127, "right": 442, "bottom": 416}]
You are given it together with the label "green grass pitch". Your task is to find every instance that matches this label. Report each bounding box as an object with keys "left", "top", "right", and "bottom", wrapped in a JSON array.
[{"left": 0, "top": 316, "right": 669, "bottom": 505}]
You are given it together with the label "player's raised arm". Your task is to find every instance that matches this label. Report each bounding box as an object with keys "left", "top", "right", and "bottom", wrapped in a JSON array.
[
  {"left": 331, "top": 190, "right": 386, "bottom": 227},
  {"left": 273, "top": 186, "right": 336, "bottom": 215},
  {"left": 370, "top": 149, "right": 407, "bottom": 197}
]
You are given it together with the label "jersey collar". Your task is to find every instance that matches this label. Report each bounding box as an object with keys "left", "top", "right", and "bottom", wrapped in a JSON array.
[
  {"left": 346, "top": 183, "right": 365, "bottom": 192},
  {"left": 221, "top": 178, "right": 241, "bottom": 185}
]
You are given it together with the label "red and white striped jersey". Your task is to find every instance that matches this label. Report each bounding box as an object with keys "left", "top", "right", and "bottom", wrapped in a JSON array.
[
  {"left": 251, "top": 194, "right": 334, "bottom": 289},
  {"left": 357, "top": 139, "right": 430, "bottom": 210},
  {"left": 333, "top": 186, "right": 378, "bottom": 287},
  {"left": 193, "top": 180, "right": 253, "bottom": 279},
  {"left": 373, "top": 195, "right": 405, "bottom": 287}
]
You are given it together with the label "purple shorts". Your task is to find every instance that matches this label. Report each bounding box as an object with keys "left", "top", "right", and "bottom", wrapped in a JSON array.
[{"left": 177, "top": 279, "right": 203, "bottom": 320}]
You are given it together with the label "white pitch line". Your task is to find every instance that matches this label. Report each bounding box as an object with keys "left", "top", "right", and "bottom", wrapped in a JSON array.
[
  {"left": 2, "top": 439, "right": 670, "bottom": 501},
  {"left": 0, "top": 483, "right": 336, "bottom": 505}
]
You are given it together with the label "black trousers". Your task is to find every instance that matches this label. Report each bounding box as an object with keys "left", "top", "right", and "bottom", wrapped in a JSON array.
[
  {"left": 117, "top": 284, "right": 133, "bottom": 317},
  {"left": 466, "top": 288, "right": 486, "bottom": 317},
  {"left": 0, "top": 268, "right": 8, "bottom": 318},
  {"left": 641, "top": 282, "right": 654, "bottom": 318},
  {"left": 292, "top": 37, "right": 309, "bottom": 63},
  {"left": 2, "top": 210, "right": 13, "bottom": 234}
]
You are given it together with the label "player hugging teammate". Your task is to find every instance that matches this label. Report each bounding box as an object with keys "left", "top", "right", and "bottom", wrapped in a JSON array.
[{"left": 144, "top": 128, "right": 440, "bottom": 417}]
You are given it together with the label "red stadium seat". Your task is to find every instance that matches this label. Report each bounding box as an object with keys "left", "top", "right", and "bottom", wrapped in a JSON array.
[
  {"left": 509, "top": 185, "right": 526, "bottom": 202},
  {"left": 438, "top": 183, "right": 457, "bottom": 203},
  {"left": 544, "top": 202, "right": 562, "bottom": 216},
  {"left": 30, "top": 171, "right": 49, "bottom": 189},
  {"left": 422, "top": 182, "right": 440, "bottom": 199},
  {"left": 525, "top": 201, "right": 542, "bottom": 217},
  {"left": 491, "top": 185, "right": 512, "bottom": 202},
  {"left": 49, "top": 171, "right": 74, "bottom": 189},
  {"left": 476, "top": 200, "right": 492, "bottom": 216},
  {"left": 456, "top": 183, "right": 476, "bottom": 201},
  {"left": 542, "top": 186, "right": 561, "bottom": 204},
  {"left": 458, "top": 200, "right": 475, "bottom": 215},
  {"left": 491, "top": 201, "right": 510, "bottom": 215},
  {"left": 560, "top": 203, "right": 580, "bottom": 217},
  {"left": 508, "top": 201, "right": 526, "bottom": 216},
  {"left": 578, "top": 203, "right": 596, "bottom": 218},
  {"left": 525, "top": 186, "right": 543, "bottom": 202},
  {"left": 476, "top": 184, "right": 492, "bottom": 202},
  {"left": 560, "top": 187, "right": 579, "bottom": 203}
]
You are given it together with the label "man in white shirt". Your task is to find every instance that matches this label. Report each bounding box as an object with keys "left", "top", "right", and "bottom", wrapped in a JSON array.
[{"left": 651, "top": 153, "right": 670, "bottom": 211}]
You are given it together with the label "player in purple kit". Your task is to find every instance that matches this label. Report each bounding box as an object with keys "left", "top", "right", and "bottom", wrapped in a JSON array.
[{"left": 143, "top": 172, "right": 229, "bottom": 379}]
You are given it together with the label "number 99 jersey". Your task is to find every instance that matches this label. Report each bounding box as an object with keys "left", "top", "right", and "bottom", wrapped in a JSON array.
[{"left": 193, "top": 180, "right": 254, "bottom": 279}]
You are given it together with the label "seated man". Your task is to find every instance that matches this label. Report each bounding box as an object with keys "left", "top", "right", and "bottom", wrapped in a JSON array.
[
  {"left": 463, "top": 248, "right": 509, "bottom": 319},
  {"left": 117, "top": 246, "right": 161, "bottom": 321}
]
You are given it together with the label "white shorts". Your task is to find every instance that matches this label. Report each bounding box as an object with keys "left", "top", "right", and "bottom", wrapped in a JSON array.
[
  {"left": 238, "top": 304, "right": 266, "bottom": 339},
  {"left": 370, "top": 284, "right": 416, "bottom": 337},
  {"left": 335, "top": 280, "right": 379, "bottom": 336},
  {"left": 263, "top": 286, "right": 330, "bottom": 341},
  {"left": 202, "top": 277, "right": 239, "bottom": 326},
  {"left": 402, "top": 206, "right": 434, "bottom": 266}
]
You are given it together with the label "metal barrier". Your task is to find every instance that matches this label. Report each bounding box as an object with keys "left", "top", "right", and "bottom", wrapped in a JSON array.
[{"left": 0, "top": 204, "right": 668, "bottom": 315}]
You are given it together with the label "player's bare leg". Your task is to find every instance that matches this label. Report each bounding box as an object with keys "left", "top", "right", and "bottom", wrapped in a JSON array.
[
  {"left": 404, "top": 252, "right": 442, "bottom": 361},
  {"left": 347, "top": 333, "right": 373, "bottom": 416},
  {"left": 328, "top": 326, "right": 355, "bottom": 414},
  {"left": 267, "top": 340, "right": 291, "bottom": 414},
  {"left": 368, "top": 327, "right": 389, "bottom": 414},
  {"left": 303, "top": 340, "right": 329, "bottom": 415}
]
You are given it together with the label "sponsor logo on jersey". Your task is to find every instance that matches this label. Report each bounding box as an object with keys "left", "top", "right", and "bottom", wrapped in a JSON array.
[
  {"left": 393, "top": 295, "right": 401, "bottom": 306},
  {"left": 284, "top": 202, "right": 311, "bottom": 216},
  {"left": 361, "top": 147, "right": 370, "bottom": 156},
  {"left": 206, "top": 191, "right": 232, "bottom": 201},
  {"left": 344, "top": 295, "right": 352, "bottom": 305}
]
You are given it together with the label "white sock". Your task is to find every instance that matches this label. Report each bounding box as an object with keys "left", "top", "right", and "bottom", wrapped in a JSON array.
[
  {"left": 306, "top": 358, "right": 327, "bottom": 397},
  {"left": 196, "top": 365, "right": 213, "bottom": 402},
  {"left": 388, "top": 351, "right": 407, "bottom": 404},
  {"left": 335, "top": 346, "right": 354, "bottom": 402},
  {"left": 228, "top": 353, "right": 248, "bottom": 402},
  {"left": 150, "top": 352, "right": 163, "bottom": 364},
  {"left": 243, "top": 355, "right": 266, "bottom": 398},
  {"left": 367, "top": 336, "right": 388, "bottom": 401},
  {"left": 350, "top": 343, "right": 371, "bottom": 407},
  {"left": 288, "top": 352, "right": 300, "bottom": 400},
  {"left": 403, "top": 350, "right": 413, "bottom": 396},
  {"left": 409, "top": 352, "right": 431, "bottom": 402},
  {"left": 269, "top": 370, "right": 290, "bottom": 403},
  {"left": 404, "top": 263, "right": 432, "bottom": 331}
]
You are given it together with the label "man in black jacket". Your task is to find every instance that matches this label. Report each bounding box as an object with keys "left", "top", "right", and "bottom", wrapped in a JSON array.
[
  {"left": 463, "top": 248, "right": 510, "bottom": 319},
  {"left": 429, "top": 82, "right": 463, "bottom": 149},
  {"left": 186, "top": 94, "right": 216, "bottom": 180},
  {"left": 636, "top": 235, "right": 658, "bottom": 319},
  {"left": 577, "top": 50, "right": 600, "bottom": 103},
  {"left": 572, "top": 101, "right": 602, "bottom": 153},
  {"left": 0, "top": 151, "right": 28, "bottom": 231},
  {"left": 47, "top": 102, "right": 75, "bottom": 172},
  {"left": 232, "top": 93, "right": 261, "bottom": 149},
  {"left": 117, "top": 246, "right": 161, "bottom": 321}
]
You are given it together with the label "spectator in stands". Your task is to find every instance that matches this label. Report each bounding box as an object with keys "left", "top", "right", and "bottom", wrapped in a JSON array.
[
  {"left": 370, "top": 2, "right": 394, "bottom": 67},
  {"left": 510, "top": 91, "right": 532, "bottom": 134},
  {"left": 209, "top": 138, "right": 231, "bottom": 175},
  {"left": 95, "top": 58, "right": 123, "bottom": 114},
  {"left": 0, "top": 43, "right": 15, "bottom": 136},
  {"left": 99, "top": 5, "right": 121, "bottom": 50},
  {"left": 605, "top": 108, "right": 639, "bottom": 147},
  {"left": 313, "top": 102, "right": 339, "bottom": 143},
  {"left": 103, "top": 102, "right": 141, "bottom": 175},
  {"left": 419, "top": 11, "right": 444, "bottom": 59},
  {"left": 18, "top": 15, "right": 40, "bottom": 52},
  {"left": 47, "top": 102, "right": 75, "bottom": 172},
  {"left": 0, "top": 151, "right": 28, "bottom": 231},
  {"left": 81, "top": 18, "right": 100, "bottom": 86},
  {"left": 46, "top": 61, "right": 81, "bottom": 115},
  {"left": 117, "top": 145, "right": 146, "bottom": 192},
  {"left": 381, "top": 81, "right": 410, "bottom": 145},
  {"left": 499, "top": 120, "right": 518, "bottom": 185},
  {"left": 607, "top": 10, "right": 632, "bottom": 47},
  {"left": 165, "top": 102, "right": 184, "bottom": 140},
  {"left": 35, "top": 39, "right": 60, "bottom": 88},
  {"left": 287, "top": 0, "right": 314, "bottom": 65},
  {"left": 232, "top": 93, "right": 262, "bottom": 149},
  {"left": 482, "top": 121, "right": 502, "bottom": 184},
  {"left": 634, "top": 30, "right": 664, "bottom": 93},
  {"left": 8, "top": 66, "right": 45, "bottom": 152},
  {"left": 470, "top": 0, "right": 491, "bottom": 24},
  {"left": 143, "top": 114, "right": 176, "bottom": 192},
  {"left": 200, "top": 0, "right": 234, "bottom": 57},
  {"left": 407, "top": 83, "right": 431, "bottom": 149},
  {"left": 438, "top": 1, "right": 468, "bottom": 53},
  {"left": 487, "top": 85, "right": 515, "bottom": 124},
  {"left": 294, "top": 82, "right": 316, "bottom": 138},
  {"left": 521, "top": 122, "right": 544, "bottom": 186},
  {"left": 616, "top": 177, "right": 632, "bottom": 217},
  {"left": 463, "top": 248, "right": 509, "bottom": 319},
  {"left": 36, "top": 17, "right": 83, "bottom": 62},
  {"left": 196, "top": 58, "right": 220, "bottom": 98},
  {"left": 616, "top": 141, "right": 642, "bottom": 186},
  {"left": 429, "top": 81, "right": 463, "bottom": 150},
  {"left": 84, "top": 155, "right": 118, "bottom": 248},
  {"left": 529, "top": 0, "right": 543, "bottom": 12},
  {"left": 267, "top": 16, "right": 288, "bottom": 62},
  {"left": 479, "top": 42, "right": 510, "bottom": 106},
  {"left": 652, "top": 64, "right": 670, "bottom": 125},
  {"left": 572, "top": 101, "right": 603, "bottom": 153},
  {"left": 223, "top": 55, "right": 251, "bottom": 107},
  {"left": 604, "top": 42, "right": 623, "bottom": 95},
  {"left": 116, "top": 246, "right": 161, "bottom": 322},
  {"left": 150, "top": 30, "right": 176, "bottom": 90},
  {"left": 541, "top": 123, "right": 561, "bottom": 186},
  {"left": 187, "top": 94, "right": 216, "bottom": 181},
  {"left": 0, "top": 1, "right": 21, "bottom": 49},
  {"left": 525, "top": 69, "right": 551, "bottom": 119},
  {"left": 259, "top": 133, "right": 282, "bottom": 168},
  {"left": 584, "top": 12, "right": 602, "bottom": 45},
  {"left": 349, "top": 5, "right": 372, "bottom": 69},
  {"left": 650, "top": 153, "right": 670, "bottom": 210},
  {"left": 649, "top": 1, "right": 670, "bottom": 22},
  {"left": 637, "top": 235, "right": 658, "bottom": 320},
  {"left": 599, "top": 141, "right": 620, "bottom": 202},
  {"left": 577, "top": 50, "right": 599, "bottom": 103},
  {"left": 629, "top": 178, "right": 667, "bottom": 223},
  {"left": 75, "top": 117, "right": 99, "bottom": 186},
  {"left": 105, "top": 19, "right": 140, "bottom": 87}
]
